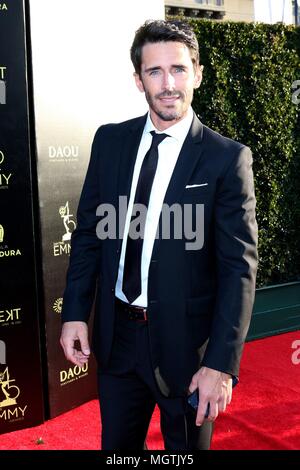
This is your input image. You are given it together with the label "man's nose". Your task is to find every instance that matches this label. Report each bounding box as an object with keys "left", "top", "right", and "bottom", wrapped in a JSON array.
[{"left": 162, "top": 72, "right": 175, "bottom": 91}]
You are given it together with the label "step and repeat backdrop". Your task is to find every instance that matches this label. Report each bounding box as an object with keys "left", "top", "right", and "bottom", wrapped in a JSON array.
[
  {"left": 0, "top": 0, "right": 44, "bottom": 433},
  {"left": 0, "top": 0, "right": 164, "bottom": 433}
]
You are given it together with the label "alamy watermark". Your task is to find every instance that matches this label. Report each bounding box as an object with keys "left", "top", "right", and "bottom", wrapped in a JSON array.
[
  {"left": 96, "top": 196, "right": 204, "bottom": 250},
  {"left": 291, "top": 339, "right": 300, "bottom": 365},
  {"left": 292, "top": 80, "right": 300, "bottom": 105},
  {"left": 0, "top": 80, "right": 6, "bottom": 105},
  {"left": 0, "top": 340, "right": 6, "bottom": 364}
]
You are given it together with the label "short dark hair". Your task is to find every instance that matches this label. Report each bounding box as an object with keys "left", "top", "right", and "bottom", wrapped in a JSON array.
[{"left": 130, "top": 20, "right": 200, "bottom": 75}]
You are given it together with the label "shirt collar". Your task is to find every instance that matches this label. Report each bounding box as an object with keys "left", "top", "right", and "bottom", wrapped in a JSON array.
[{"left": 143, "top": 107, "right": 194, "bottom": 143}]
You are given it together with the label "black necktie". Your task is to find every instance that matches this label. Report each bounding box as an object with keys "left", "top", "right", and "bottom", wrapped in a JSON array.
[{"left": 122, "top": 131, "right": 168, "bottom": 304}]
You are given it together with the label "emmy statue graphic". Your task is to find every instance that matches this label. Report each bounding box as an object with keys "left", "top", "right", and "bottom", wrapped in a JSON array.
[
  {"left": 0, "top": 368, "right": 20, "bottom": 408},
  {"left": 59, "top": 202, "right": 76, "bottom": 242},
  {"left": 0, "top": 225, "right": 4, "bottom": 243}
]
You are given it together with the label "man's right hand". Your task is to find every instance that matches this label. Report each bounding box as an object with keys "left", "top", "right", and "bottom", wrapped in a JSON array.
[{"left": 60, "top": 321, "right": 90, "bottom": 367}]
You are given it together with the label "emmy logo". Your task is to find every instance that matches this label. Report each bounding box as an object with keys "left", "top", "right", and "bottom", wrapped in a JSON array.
[
  {"left": 0, "top": 367, "right": 20, "bottom": 408},
  {"left": 0, "top": 225, "right": 4, "bottom": 243},
  {"left": 59, "top": 202, "right": 76, "bottom": 242}
]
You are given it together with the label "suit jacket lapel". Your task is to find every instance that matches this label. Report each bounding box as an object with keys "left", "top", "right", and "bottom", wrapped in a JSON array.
[
  {"left": 151, "top": 113, "right": 204, "bottom": 258},
  {"left": 164, "top": 114, "right": 203, "bottom": 206},
  {"left": 116, "top": 114, "right": 147, "bottom": 250},
  {"left": 117, "top": 114, "right": 147, "bottom": 199}
]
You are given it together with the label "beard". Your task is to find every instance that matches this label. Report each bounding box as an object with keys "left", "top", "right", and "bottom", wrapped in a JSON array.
[{"left": 145, "top": 89, "right": 189, "bottom": 122}]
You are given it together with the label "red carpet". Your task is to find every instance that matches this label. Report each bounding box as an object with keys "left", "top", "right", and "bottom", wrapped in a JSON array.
[{"left": 0, "top": 330, "right": 299, "bottom": 450}]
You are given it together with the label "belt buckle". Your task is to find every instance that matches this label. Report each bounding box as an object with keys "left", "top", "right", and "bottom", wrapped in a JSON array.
[
  {"left": 141, "top": 308, "right": 147, "bottom": 321},
  {"left": 136, "top": 307, "right": 147, "bottom": 322}
]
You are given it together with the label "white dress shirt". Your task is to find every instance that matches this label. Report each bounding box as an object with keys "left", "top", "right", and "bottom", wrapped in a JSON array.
[{"left": 115, "top": 107, "right": 194, "bottom": 307}]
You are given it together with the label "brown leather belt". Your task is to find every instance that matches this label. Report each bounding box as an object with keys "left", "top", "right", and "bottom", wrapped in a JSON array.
[{"left": 115, "top": 298, "right": 148, "bottom": 322}]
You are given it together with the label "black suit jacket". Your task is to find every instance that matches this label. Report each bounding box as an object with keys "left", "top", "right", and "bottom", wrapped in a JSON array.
[{"left": 62, "top": 112, "right": 258, "bottom": 397}]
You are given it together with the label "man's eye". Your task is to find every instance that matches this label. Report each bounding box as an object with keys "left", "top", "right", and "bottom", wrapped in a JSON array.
[
  {"left": 149, "top": 70, "right": 160, "bottom": 76},
  {"left": 174, "top": 67, "right": 185, "bottom": 73}
]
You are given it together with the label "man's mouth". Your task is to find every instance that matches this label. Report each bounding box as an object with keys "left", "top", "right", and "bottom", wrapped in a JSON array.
[{"left": 159, "top": 95, "right": 180, "bottom": 104}]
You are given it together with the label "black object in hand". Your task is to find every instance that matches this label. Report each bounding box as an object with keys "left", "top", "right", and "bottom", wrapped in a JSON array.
[
  {"left": 187, "top": 376, "right": 238, "bottom": 417},
  {"left": 187, "top": 389, "right": 210, "bottom": 417}
]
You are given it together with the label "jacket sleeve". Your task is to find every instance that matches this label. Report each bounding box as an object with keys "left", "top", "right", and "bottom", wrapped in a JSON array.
[
  {"left": 201, "top": 145, "right": 258, "bottom": 377},
  {"left": 61, "top": 127, "right": 103, "bottom": 323}
]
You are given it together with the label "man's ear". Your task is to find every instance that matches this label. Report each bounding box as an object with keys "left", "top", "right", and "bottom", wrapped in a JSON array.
[
  {"left": 193, "top": 64, "right": 203, "bottom": 89},
  {"left": 134, "top": 72, "right": 145, "bottom": 93}
]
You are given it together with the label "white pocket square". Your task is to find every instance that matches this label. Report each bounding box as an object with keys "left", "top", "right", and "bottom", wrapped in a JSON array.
[{"left": 185, "top": 183, "right": 208, "bottom": 189}]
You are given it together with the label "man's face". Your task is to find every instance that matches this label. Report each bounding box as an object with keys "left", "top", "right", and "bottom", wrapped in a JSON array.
[{"left": 134, "top": 41, "right": 202, "bottom": 131}]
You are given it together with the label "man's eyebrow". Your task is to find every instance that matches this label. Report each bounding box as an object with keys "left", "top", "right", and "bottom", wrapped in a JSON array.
[
  {"left": 172, "top": 64, "right": 187, "bottom": 69},
  {"left": 144, "top": 66, "right": 162, "bottom": 73}
]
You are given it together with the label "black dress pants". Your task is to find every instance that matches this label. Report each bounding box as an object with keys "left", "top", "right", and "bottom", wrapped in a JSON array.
[{"left": 97, "top": 305, "right": 214, "bottom": 450}]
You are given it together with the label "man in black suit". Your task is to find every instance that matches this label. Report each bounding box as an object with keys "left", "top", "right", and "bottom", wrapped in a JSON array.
[{"left": 60, "top": 20, "right": 258, "bottom": 450}]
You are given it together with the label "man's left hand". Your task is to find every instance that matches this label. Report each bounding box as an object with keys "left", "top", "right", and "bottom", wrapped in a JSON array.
[{"left": 188, "top": 366, "right": 233, "bottom": 426}]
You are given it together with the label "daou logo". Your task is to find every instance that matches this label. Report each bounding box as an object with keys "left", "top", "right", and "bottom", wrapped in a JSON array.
[
  {"left": 49, "top": 145, "right": 79, "bottom": 161},
  {"left": 60, "top": 363, "right": 88, "bottom": 384}
]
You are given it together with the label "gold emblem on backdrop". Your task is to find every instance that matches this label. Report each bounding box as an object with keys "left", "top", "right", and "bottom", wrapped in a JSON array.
[
  {"left": 0, "top": 367, "right": 28, "bottom": 421},
  {"left": 0, "top": 367, "right": 20, "bottom": 408},
  {"left": 53, "top": 298, "right": 63, "bottom": 314},
  {"left": 53, "top": 202, "right": 76, "bottom": 256},
  {"left": 59, "top": 202, "right": 76, "bottom": 242}
]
